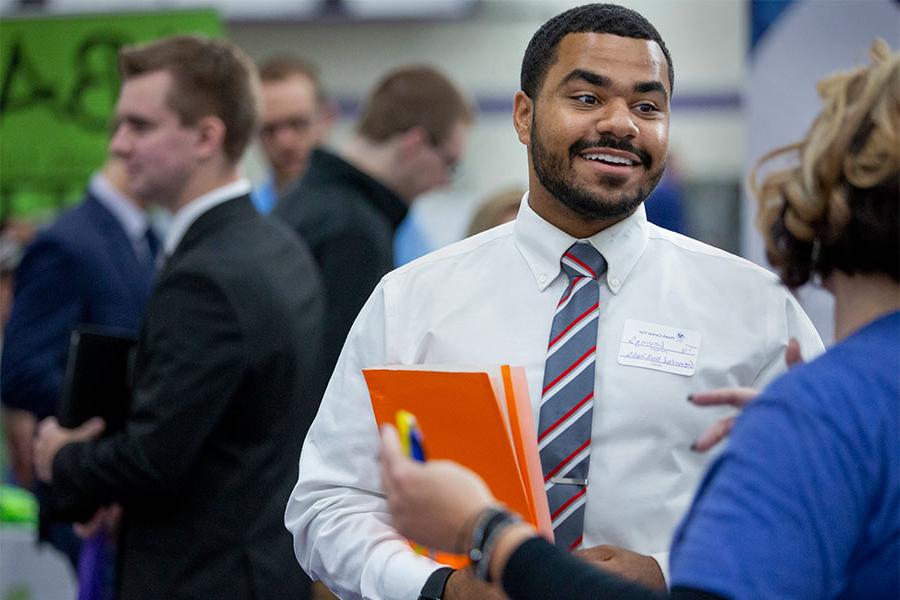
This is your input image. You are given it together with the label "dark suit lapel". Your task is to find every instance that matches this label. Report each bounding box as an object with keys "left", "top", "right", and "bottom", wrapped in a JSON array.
[
  {"left": 84, "top": 193, "right": 155, "bottom": 302},
  {"left": 161, "top": 195, "right": 254, "bottom": 275}
]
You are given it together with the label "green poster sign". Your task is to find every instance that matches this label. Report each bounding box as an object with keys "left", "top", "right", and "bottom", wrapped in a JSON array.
[{"left": 0, "top": 9, "right": 223, "bottom": 220}]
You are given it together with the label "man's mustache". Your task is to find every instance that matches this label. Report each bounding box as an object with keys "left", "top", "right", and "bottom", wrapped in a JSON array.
[{"left": 569, "top": 135, "right": 652, "bottom": 169}]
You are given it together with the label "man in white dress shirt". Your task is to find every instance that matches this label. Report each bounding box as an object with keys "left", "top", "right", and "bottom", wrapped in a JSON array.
[{"left": 285, "top": 4, "right": 823, "bottom": 600}]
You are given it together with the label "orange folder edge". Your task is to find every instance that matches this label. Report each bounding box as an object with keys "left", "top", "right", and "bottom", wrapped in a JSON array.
[{"left": 501, "top": 365, "right": 553, "bottom": 541}]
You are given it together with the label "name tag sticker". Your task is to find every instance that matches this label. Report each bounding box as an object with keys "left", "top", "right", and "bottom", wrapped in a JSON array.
[{"left": 617, "top": 319, "right": 701, "bottom": 376}]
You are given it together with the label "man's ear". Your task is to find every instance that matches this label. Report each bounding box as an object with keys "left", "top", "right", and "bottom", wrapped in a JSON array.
[
  {"left": 193, "top": 115, "right": 227, "bottom": 160},
  {"left": 396, "top": 125, "right": 430, "bottom": 159},
  {"left": 512, "top": 91, "right": 533, "bottom": 146},
  {"left": 315, "top": 100, "right": 340, "bottom": 141}
]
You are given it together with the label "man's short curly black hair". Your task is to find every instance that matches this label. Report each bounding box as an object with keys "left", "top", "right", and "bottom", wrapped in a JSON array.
[{"left": 520, "top": 3, "right": 674, "bottom": 99}]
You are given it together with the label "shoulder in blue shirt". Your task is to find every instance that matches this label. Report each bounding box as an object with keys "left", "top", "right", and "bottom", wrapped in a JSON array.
[{"left": 670, "top": 311, "right": 899, "bottom": 600}]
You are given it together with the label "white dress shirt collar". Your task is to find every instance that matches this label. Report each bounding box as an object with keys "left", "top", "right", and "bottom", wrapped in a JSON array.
[
  {"left": 514, "top": 192, "right": 649, "bottom": 294},
  {"left": 90, "top": 172, "right": 148, "bottom": 244},
  {"left": 163, "top": 179, "right": 251, "bottom": 256}
]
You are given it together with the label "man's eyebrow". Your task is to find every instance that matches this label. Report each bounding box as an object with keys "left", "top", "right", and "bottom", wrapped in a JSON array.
[
  {"left": 558, "top": 69, "right": 610, "bottom": 89},
  {"left": 635, "top": 80, "right": 668, "bottom": 102},
  {"left": 559, "top": 69, "right": 669, "bottom": 103}
]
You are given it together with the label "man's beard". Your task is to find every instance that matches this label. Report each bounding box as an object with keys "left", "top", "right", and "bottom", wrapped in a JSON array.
[{"left": 530, "top": 115, "right": 665, "bottom": 222}]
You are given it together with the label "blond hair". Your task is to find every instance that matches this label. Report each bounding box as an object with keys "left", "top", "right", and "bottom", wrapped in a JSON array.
[
  {"left": 466, "top": 188, "right": 524, "bottom": 236},
  {"left": 751, "top": 40, "right": 899, "bottom": 287}
]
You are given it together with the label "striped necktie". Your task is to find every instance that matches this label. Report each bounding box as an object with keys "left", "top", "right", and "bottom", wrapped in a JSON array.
[{"left": 538, "top": 241, "right": 606, "bottom": 551}]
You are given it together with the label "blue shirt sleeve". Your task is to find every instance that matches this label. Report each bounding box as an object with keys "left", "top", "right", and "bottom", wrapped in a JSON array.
[
  {"left": 393, "top": 214, "right": 432, "bottom": 267},
  {"left": 251, "top": 179, "right": 277, "bottom": 214}
]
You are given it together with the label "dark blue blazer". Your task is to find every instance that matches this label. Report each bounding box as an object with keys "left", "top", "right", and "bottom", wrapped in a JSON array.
[{"left": 1, "top": 191, "right": 155, "bottom": 419}]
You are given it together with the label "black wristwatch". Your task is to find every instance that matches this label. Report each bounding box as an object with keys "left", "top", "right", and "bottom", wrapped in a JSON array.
[{"left": 418, "top": 566, "right": 455, "bottom": 600}]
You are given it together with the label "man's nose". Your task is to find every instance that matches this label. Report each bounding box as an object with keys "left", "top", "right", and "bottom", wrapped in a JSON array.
[
  {"left": 595, "top": 99, "right": 639, "bottom": 139},
  {"left": 274, "top": 126, "right": 299, "bottom": 146},
  {"left": 109, "top": 125, "right": 131, "bottom": 157}
]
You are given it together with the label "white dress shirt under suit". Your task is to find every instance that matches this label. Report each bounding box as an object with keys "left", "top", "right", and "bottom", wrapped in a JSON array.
[
  {"left": 90, "top": 171, "right": 154, "bottom": 261},
  {"left": 285, "top": 196, "right": 823, "bottom": 600}
]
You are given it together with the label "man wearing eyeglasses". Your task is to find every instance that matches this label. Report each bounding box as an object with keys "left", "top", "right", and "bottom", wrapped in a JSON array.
[
  {"left": 253, "top": 56, "right": 334, "bottom": 214},
  {"left": 274, "top": 65, "right": 472, "bottom": 395}
]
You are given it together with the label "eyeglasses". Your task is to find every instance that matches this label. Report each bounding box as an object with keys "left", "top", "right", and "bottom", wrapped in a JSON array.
[
  {"left": 427, "top": 133, "right": 460, "bottom": 177},
  {"left": 260, "top": 117, "right": 313, "bottom": 139}
]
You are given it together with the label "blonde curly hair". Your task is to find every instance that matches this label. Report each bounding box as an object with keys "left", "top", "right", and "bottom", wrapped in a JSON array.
[{"left": 751, "top": 39, "right": 899, "bottom": 287}]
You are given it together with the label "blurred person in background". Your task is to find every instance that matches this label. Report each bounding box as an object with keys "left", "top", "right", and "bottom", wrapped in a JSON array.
[
  {"left": 466, "top": 187, "right": 525, "bottom": 237},
  {"left": 643, "top": 169, "right": 685, "bottom": 234},
  {"left": 380, "top": 39, "right": 899, "bottom": 600},
  {"left": 0, "top": 227, "right": 26, "bottom": 331},
  {"left": 393, "top": 205, "right": 434, "bottom": 266},
  {"left": 253, "top": 55, "right": 335, "bottom": 214},
  {"left": 1, "top": 226, "right": 28, "bottom": 483},
  {"left": 32, "top": 35, "right": 323, "bottom": 600},
  {"left": 1, "top": 156, "right": 157, "bottom": 581},
  {"left": 274, "top": 65, "right": 473, "bottom": 396}
]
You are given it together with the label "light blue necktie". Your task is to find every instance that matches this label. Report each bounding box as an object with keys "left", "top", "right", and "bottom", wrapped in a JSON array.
[{"left": 538, "top": 241, "right": 606, "bottom": 551}]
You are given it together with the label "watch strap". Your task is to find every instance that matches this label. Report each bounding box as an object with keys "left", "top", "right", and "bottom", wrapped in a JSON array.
[{"left": 418, "top": 566, "right": 455, "bottom": 600}]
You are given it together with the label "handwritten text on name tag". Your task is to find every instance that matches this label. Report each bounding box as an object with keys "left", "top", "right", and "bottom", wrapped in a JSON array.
[{"left": 617, "top": 319, "right": 701, "bottom": 376}]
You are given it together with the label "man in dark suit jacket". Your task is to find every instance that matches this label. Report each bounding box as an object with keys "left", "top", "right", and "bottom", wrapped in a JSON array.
[
  {"left": 1, "top": 158, "right": 157, "bottom": 566},
  {"left": 33, "top": 35, "right": 323, "bottom": 600}
]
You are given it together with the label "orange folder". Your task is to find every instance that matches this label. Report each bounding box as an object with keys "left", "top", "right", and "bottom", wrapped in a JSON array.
[{"left": 364, "top": 364, "right": 553, "bottom": 567}]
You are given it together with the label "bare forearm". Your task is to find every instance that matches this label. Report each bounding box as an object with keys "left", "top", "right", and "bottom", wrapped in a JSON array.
[
  {"left": 2, "top": 408, "right": 36, "bottom": 488},
  {"left": 443, "top": 568, "right": 507, "bottom": 600}
]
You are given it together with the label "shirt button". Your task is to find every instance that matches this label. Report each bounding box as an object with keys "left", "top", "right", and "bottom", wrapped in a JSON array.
[
  {"left": 539, "top": 274, "right": 548, "bottom": 284},
  {"left": 610, "top": 277, "right": 620, "bottom": 287}
]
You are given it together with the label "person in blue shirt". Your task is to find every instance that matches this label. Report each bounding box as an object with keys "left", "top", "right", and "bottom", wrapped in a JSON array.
[
  {"left": 377, "top": 37, "right": 899, "bottom": 600},
  {"left": 643, "top": 170, "right": 684, "bottom": 234}
]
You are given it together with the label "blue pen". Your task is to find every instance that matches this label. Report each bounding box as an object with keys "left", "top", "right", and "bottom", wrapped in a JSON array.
[
  {"left": 396, "top": 410, "right": 426, "bottom": 462},
  {"left": 395, "top": 410, "right": 432, "bottom": 557},
  {"left": 409, "top": 426, "right": 426, "bottom": 462}
]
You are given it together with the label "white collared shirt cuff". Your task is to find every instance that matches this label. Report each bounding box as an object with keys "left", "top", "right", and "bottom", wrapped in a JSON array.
[
  {"left": 652, "top": 550, "right": 670, "bottom": 589},
  {"left": 371, "top": 548, "right": 441, "bottom": 600}
]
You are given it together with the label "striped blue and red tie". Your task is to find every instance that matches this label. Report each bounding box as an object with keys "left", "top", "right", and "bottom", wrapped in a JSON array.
[{"left": 538, "top": 241, "right": 606, "bottom": 551}]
